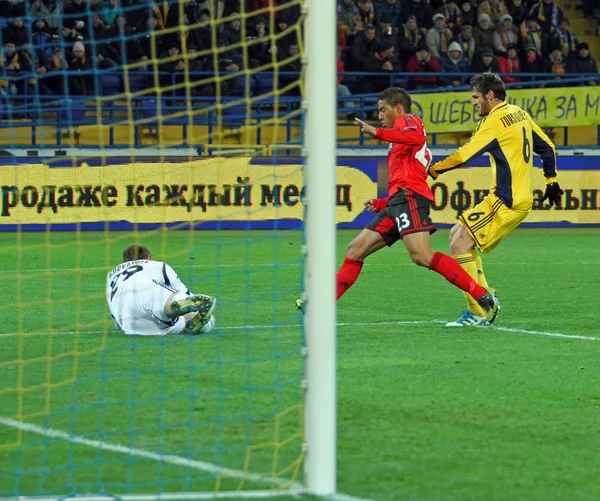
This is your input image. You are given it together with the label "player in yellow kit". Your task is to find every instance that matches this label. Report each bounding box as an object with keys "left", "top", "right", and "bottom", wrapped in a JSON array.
[{"left": 428, "top": 73, "right": 564, "bottom": 327}]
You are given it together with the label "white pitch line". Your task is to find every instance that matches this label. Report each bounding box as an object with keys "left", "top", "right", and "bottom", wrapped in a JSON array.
[
  {"left": 0, "top": 417, "right": 298, "bottom": 490},
  {"left": 0, "top": 491, "right": 303, "bottom": 501},
  {"left": 1, "top": 320, "right": 599, "bottom": 342},
  {"left": 0, "top": 321, "right": 435, "bottom": 339},
  {"left": 0, "top": 419, "right": 375, "bottom": 501},
  {"left": 491, "top": 325, "right": 600, "bottom": 341},
  {"left": 5, "top": 260, "right": 600, "bottom": 275}
]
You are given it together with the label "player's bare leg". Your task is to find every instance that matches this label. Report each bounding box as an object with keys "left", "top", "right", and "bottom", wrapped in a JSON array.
[
  {"left": 403, "top": 231, "right": 500, "bottom": 323},
  {"left": 345, "top": 228, "right": 388, "bottom": 261},
  {"left": 447, "top": 224, "right": 500, "bottom": 326}
]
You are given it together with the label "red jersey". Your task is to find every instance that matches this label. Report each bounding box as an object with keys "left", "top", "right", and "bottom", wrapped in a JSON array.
[{"left": 374, "top": 114, "right": 433, "bottom": 207}]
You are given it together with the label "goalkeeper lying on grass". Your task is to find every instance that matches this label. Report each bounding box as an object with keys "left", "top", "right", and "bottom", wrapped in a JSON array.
[{"left": 106, "top": 244, "right": 216, "bottom": 336}]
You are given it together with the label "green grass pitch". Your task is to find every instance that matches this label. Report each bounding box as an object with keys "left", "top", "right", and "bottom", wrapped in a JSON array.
[{"left": 1, "top": 227, "right": 600, "bottom": 501}]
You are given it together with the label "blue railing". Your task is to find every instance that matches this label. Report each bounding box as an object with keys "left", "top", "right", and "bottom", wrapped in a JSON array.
[{"left": 0, "top": 71, "right": 598, "bottom": 148}]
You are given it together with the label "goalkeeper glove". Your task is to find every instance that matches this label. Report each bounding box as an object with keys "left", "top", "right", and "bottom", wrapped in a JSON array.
[{"left": 541, "top": 182, "right": 564, "bottom": 207}]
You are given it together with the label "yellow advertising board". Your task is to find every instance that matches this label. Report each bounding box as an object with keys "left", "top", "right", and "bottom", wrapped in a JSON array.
[
  {"left": 413, "top": 87, "right": 600, "bottom": 134},
  {"left": 0, "top": 158, "right": 377, "bottom": 225},
  {"left": 428, "top": 168, "right": 600, "bottom": 224}
]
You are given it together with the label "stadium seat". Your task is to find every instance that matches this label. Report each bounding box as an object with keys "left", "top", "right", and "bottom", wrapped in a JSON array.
[
  {"left": 125, "top": 73, "right": 149, "bottom": 93},
  {"left": 137, "top": 98, "right": 160, "bottom": 120},
  {"left": 255, "top": 73, "right": 275, "bottom": 94},
  {"left": 59, "top": 98, "right": 87, "bottom": 124},
  {"left": 222, "top": 103, "right": 248, "bottom": 127},
  {"left": 100, "top": 74, "right": 122, "bottom": 96}
]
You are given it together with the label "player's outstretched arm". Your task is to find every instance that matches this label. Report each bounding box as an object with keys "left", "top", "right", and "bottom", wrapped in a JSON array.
[
  {"left": 355, "top": 118, "right": 377, "bottom": 137},
  {"left": 429, "top": 119, "right": 496, "bottom": 178}
]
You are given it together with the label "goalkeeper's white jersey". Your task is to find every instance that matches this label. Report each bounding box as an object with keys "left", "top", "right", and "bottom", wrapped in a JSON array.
[{"left": 106, "top": 259, "right": 191, "bottom": 336}]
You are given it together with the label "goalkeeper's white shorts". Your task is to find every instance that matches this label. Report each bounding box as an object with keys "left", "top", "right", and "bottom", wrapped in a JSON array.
[{"left": 116, "top": 277, "right": 186, "bottom": 336}]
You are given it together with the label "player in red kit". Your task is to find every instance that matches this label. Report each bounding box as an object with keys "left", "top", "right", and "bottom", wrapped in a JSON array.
[{"left": 298, "top": 87, "right": 500, "bottom": 322}]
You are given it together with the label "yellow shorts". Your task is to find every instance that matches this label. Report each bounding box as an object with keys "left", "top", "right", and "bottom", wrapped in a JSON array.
[{"left": 458, "top": 194, "right": 529, "bottom": 254}]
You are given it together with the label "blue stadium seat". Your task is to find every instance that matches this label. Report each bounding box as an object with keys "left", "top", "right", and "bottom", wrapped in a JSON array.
[
  {"left": 100, "top": 74, "right": 122, "bottom": 96},
  {"left": 222, "top": 104, "right": 247, "bottom": 127},
  {"left": 255, "top": 73, "right": 275, "bottom": 94},
  {"left": 137, "top": 98, "right": 160, "bottom": 120},
  {"left": 125, "top": 73, "right": 148, "bottom": 93},
  {"left": 59, "top": 98, "right": 87, "bottom": 124}
]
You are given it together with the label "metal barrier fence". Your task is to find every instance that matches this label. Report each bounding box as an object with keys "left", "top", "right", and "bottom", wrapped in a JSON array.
[{"left": 0, "top": 71, "right": 598, "bottom": 148}]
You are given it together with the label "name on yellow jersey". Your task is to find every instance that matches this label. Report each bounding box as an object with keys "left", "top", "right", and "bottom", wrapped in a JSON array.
[{"left": 499, "top": 110, "right": 528, "bottom": 128}]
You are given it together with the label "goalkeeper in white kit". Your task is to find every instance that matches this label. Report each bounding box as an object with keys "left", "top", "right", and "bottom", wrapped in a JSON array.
[{"left": 106, "top": 244, "right": 216, "bottom": 336}]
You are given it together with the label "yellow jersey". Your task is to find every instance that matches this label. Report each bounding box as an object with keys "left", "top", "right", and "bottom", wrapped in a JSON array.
[{"left": 429, "top": 101, "right": 557, "bottom": 211}]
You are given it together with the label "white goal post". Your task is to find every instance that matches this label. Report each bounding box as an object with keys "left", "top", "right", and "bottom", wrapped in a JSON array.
[{"left": 303, "top": 0, "right": 337, "bottom": 496}]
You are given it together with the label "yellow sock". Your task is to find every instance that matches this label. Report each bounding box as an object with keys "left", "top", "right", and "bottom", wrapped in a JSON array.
[
  {"left": 472, "top": 250, "right": 489, "bottom": 288},
  {"left": 454, "top": 253, "right": 487, "bottom": 317}
]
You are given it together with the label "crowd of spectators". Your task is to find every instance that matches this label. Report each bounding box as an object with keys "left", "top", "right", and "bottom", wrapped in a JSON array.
[
  {"left": 338, "top": 0, "right": 599, "bottom": 90},
  {"left": 0, "top": 0, "right": 303, "bottom": 97},
  {"left": 0, "top": 0, "right": 598, "bottom": 101}
]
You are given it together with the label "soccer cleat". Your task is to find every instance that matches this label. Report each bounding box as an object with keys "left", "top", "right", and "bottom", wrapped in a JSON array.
[
  {"left": 476, "top": 288, "right": 501, "bottom": 324},
  {"left": 445, "top": 310, "right": 489, "bottom": 327},
  {"left": 295, "top": 299, "right": 305, "bottom": 315},
  {"left": 171, "top": 294, "right": 216, "bottom": 318},
  {"left": 186, "top": 313, "right": 215, "bottom": 335}
]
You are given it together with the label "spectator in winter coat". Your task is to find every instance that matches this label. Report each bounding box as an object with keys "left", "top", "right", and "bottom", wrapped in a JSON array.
[
  {"left": 349, "top": 23, "right": 378, "bottom": 70},
  {"left": 32, "top": 19, "right": 53, "bottom": 58},
  {"left": 375, "top": 0, "right": 402, "bottom": 28},
  {"left": 493, "top": 14, "right": 519, "bottom": 55},
  {"left": 403, "top": 0, "right": 435, "bottom": 31},
  {"left": 460, "top": 1, "right": 476, "bottom": 30},
  {"left": 440, "top": 40, "right": 471, "bottom": 86},
  {"left": 507, "top": 0, "right": 527, "bottom": 26},
  {"left": 477, "top": 0, "right": 508, "bottom": 25},
  {"left": 363, "top": 38, "right": 401, "bottom": 92},
  {"left": 406, "top": 44, "right": 442, "bottom": 88},
  {"left": 521, "top": 43, "right": 547, "bottom": 82},
  {"left": 528, "top": 0, "right": 563, "bottom": 35},
  {"left": 453, "top": 23, "right": 477, "bottom": 58},
  {"left": 519, "top": 13, "right": 547, "bottom": 56},
  {"left": 498, "top": 42, "right": 520, "bottom": 82},
  {"left": 473, "top": 13, "right": 494, "bottom": 51},
  {"left": 68, "top": 40, "right": 92, "bottom": 95},
  {"left": 544, "top": 47, "right": 566, "bottom": 86},
  {"left": 338, "top": 0, "right": 362, "bottom": 37},
  {"left": 551, "top": 17, "right": 577, "bottom": 58},
  {"left": 398, "top": 15, "right": 422, "bottom": 63},
  {"left": 567, "top": 42, "right": 598, "bottom": 86},
  {"left": 470, "top": 46, "right": 500, "bottom": 72},
  {"left": 357, "top": 0, "right": 375, "bottom": 26},
  {"left": 3, "top": 17, "right": 28, "bottom": 47},
  {"left": 437, "top": 0, "right": 462, "bottom": 34},
  {"left": 30, "top": 0, "right": 62, "bottom": 31},
  {"left": 426, "top": 12, "right": 453, "bottom": 60}
]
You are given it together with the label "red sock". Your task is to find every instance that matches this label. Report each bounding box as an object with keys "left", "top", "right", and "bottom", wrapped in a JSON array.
[
  {"left": 429, "top": 251, "right": 486, "bottom": 301},
  {"left": 337, "top": 257, "right": 364, "bottom": 300}
]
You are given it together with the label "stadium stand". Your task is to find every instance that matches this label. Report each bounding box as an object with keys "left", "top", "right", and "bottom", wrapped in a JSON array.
[{"left": 0, "top": 0, "right": 598, "bottom": 148}]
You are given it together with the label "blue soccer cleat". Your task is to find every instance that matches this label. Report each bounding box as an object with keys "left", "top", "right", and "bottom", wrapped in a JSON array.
[{"left": 445, "top": 310, "right": 490, "bottom": 327}]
